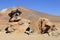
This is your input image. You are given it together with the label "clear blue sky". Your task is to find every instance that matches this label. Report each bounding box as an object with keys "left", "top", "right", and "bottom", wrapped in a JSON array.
[{"left": 0, "top": 0, "right": 60, "bottom": 16}]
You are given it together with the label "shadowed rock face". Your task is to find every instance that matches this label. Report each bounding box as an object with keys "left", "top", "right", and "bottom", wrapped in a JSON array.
[{"left": 8, "top": 9, "right": 22, "bottom": 22}]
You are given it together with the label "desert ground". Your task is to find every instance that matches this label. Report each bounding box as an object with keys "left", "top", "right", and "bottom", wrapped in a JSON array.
[
  {"left": 0, "top": 6, "right": 60, "bottom": 40},
  {"left": 0, "top": 22, "right": 60, "bottom": 40}
]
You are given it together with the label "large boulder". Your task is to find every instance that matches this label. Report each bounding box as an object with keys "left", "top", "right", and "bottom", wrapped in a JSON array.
[
  {"left": 6, "top": 18, "right": 31, "bottom": 33},
  {"left": 34, "top": 17, "right": 56, "bottom": 34}
]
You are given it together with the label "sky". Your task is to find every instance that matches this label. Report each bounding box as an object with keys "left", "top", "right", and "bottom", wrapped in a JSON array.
[{"left": 0, "top": 0, "right": 60, "bottom": 16}]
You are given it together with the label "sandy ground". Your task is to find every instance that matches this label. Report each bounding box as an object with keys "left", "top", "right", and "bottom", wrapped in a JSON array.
[{"left": 0, "top": 22, "right": 60, "bottom": 40}]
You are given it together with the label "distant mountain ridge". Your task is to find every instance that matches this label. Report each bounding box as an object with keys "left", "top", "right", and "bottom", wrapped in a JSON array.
[{"left": 0, "top": 6, "right": 60, "bottom": 22}]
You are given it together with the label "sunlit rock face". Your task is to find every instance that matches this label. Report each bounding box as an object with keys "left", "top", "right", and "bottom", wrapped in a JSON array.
[
  {"left": 34, "top": 17, "right": 56, "bottom": 34},
  {"left": 7, "top": 18, "right": 31, "bottom": 33}
]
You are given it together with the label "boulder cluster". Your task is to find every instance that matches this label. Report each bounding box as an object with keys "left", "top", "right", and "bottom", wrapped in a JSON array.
[{"left": 4, "top": 9, "right": 56, "bottom": 35}]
